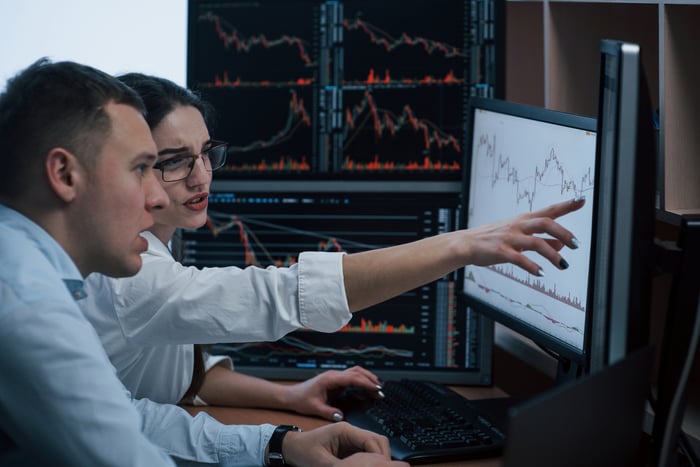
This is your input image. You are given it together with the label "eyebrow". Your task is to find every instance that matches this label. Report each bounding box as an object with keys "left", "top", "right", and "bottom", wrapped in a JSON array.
[{"left": 158, "top": 140, "right": 214, "bottom": 157}]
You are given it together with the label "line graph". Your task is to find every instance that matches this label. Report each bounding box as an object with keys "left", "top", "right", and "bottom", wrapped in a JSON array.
[
  {"left": 189, "top": 0, "right": 469, "bottom": 178},
  {"left": 200, "top": 12, "right": 314, "bottom": 66},
  {"left": 342, "top": 16, "right": 465, "bottom": 59},
  {"left": 341, "top": 87, "right": 463, "bottom": 173},
  {"left": 474, "top": 133, "right": 594, "bottom": 212},
  {"left": 463, "top": 106, "right": 597, "bottom": 351},
  {"left": 464, "top": 268, "right": 585, "bottom": 340},
  {"left": 344, "top": 89, "right": 461, "bottom": 153},
  {"left": 227, "top": 89, "right": 311, "bottom": 155},
  {"left": 198, "top": 210, "right": 378, "bottom": 267},
  {"left": 213, "top": 336, "right": 416, "bottom": 359}
]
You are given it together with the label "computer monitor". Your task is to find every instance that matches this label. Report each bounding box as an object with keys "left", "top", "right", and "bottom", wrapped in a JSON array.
[
  {"left": 182, "top": 179, "right": 495, "bottom": 385},
  {"left": 460, "top": 97, "right": 597, "bottom": 381},
  {"left": 587, "top": 39, "right": 656, "bottom": 373},
  {"left": 186, "top": 0, "right": 502, "bottom": 179}
]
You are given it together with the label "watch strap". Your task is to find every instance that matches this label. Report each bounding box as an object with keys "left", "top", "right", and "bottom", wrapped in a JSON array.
[{"left": 267, "top": 424, "right": 301, "bottom": 466}]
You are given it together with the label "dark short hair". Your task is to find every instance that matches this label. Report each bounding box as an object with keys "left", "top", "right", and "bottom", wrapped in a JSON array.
[
  {"left": 0, "top": 58, "right": 145, "bottom": 199},
  {"left": 117, "top": 73, "right": 215, "bottom": 132}
]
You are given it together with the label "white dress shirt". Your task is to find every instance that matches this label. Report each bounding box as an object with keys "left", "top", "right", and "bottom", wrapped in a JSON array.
[
  {"left": 0, "top": 204, "right": 174, "bottom": 466},
  {"left": 0, "top": 205, "right": 287, "bottom": 466},
  {"left": 81, "top": 230, "right": 351, "bottom": 404}
]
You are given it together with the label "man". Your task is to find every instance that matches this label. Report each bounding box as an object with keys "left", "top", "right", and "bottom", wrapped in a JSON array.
[{"left": 0, "top": 59, "right": 402, "bottom": 467}]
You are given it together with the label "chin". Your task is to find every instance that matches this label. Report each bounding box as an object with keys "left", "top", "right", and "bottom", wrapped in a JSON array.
[{"left": 106, "top": 255, "right": 143, "bottom": 278}]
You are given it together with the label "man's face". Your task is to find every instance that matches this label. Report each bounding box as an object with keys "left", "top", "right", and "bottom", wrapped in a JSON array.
[{"left": 75, "top": 102, "right": 168, "bottom": 277}]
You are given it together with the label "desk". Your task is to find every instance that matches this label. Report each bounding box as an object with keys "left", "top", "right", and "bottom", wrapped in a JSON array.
[{"left": 185, "top": 384, "right": 506, "bottom": 467}]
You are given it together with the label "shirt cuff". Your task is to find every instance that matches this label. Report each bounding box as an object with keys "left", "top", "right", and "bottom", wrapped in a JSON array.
[
  {"left": 297, "top": 252, "right": 351, "bottom": 333},
  {"left": 203, "top": 352, "right": 233, "bottom": 372}
]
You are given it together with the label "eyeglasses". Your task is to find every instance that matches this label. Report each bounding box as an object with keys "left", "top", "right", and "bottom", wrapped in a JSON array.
[{"left": 153, "top": 140, "right": 228, "bottom": 182}]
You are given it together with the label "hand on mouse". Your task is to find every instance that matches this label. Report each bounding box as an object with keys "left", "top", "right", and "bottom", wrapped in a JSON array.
[{"left": 282, "top": 366, "right": 384, "bottom": 421}]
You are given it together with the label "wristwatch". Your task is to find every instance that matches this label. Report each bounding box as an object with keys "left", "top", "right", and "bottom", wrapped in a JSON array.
[{"left": 266, "top": 424, "right": 302, "bottom": 466}]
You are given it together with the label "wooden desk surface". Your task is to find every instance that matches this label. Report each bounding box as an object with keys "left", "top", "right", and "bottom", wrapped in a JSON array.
[{"left": 185, "top": 384, "right": 507, "bottom": 467}]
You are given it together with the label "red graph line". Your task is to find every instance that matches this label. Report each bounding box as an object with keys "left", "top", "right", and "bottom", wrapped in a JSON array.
[
  {"left": 344, "top": 90, "right": 461, "bottom": 153},
  {"left": 343, "top": 17, "right": 465, "bottom": 59},
  {"left": 478, "top": 133, "right": 593, "bottom": 212},
  {"left": 229, "top": 90, "right": 311, "bottom": 154},
  {"left": 200, "top": 12, "right": 314, "bottom": 65},
  {"left": 205, "top": 215, "right": 343, "bottom": 267}
]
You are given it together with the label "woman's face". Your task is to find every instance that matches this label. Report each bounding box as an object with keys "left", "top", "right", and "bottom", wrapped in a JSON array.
[{"left": 150, "top": 105, "right": 212, "bottom": 231}]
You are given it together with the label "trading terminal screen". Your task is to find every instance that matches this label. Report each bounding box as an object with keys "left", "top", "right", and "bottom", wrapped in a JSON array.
[
  {"left": 187, "top": 0, "right": 483, "bottom": 179},
  {"left": 181, "top": 180, "right": 494, "bottom": 385}
]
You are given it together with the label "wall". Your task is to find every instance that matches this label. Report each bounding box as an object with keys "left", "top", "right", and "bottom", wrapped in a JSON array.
[{"left": 0, "top": 0, "right": 187, "bottom": 88}]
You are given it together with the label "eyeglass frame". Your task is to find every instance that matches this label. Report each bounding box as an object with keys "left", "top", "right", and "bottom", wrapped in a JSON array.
[{"left": 152, "top": 140, "right": 228, "bottom": 182}]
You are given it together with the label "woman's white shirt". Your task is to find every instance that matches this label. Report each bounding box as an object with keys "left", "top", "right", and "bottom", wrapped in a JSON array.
[{"left": 80, "top": 230, "right": 351, "bottom": 403}]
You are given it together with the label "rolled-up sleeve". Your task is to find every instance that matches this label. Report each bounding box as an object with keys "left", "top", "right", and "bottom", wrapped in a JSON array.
[
  {"left": 297, "top": 251, "right": 351, "bottom": 332},
  {"left": 110, "top": 242, "right": 351, "bottom": 345}
]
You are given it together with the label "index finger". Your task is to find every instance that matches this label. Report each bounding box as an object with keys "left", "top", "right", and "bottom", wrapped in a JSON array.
[{"left": 526, "top": 196, "right": 585, "bottom": 221}]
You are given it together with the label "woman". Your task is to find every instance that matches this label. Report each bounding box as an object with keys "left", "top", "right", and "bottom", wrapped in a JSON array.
[
  {"left": 81, "top": 73, "right": 583, "bottom": 418},
  {"left": 81, "top": 73, "right": 384, "bottom": 422}
]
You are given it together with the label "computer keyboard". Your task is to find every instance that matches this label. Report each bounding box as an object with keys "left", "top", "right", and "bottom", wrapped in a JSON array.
[{"left": 338, "top": 380, "right": 508, "bottom": 464}]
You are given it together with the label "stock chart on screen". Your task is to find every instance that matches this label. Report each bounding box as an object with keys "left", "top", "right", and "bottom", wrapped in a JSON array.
[{"left": 188, "top": 0, "right": 500, "bottom": 179}]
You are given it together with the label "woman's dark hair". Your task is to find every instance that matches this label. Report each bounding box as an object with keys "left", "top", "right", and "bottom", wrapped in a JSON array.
[
  {"left": 117, "top": 73, "right": 216, "bottom": 132},
  {"left": 118, "top": 73, "right": 213, "bottom": 403}
]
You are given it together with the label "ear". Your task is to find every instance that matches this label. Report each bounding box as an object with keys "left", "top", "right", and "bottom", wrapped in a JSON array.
[{"left": 45, "top": 148, "right": 83, "bottom": 203}]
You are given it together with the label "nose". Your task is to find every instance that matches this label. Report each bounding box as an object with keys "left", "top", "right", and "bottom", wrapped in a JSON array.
[
  {"left": 145, "top": 169, "right": 169, "bottom": 211},
  {"left": 186, "top": 155, "right": 212, "bottom": 188}
]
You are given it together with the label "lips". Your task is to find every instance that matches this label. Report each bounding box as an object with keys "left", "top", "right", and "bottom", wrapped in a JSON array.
[{"left": 184, "top": 194, "right": 208, "bottom": 211}]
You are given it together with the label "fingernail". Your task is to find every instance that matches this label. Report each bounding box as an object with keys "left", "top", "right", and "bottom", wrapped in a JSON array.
[
  {"left": 574, "top": 195, "right": 586, "bottom": 202},
  {"left": 377, "top": 390, "right": 385, "bottom": 399},
  {"left": 559, "top": 258, "right": 569, "bottom": 269},
  {"left": 571, "top": 237, "right": 580, "bottom": 249},
  {"left": 332, "top": 412, "right": 344, "bottom": 422},
  {"left": 537, "top": 268, "right": 545, "bottom": 277},
  {"left": 375, "top": 383, "right": 383, "bottom": 390}
]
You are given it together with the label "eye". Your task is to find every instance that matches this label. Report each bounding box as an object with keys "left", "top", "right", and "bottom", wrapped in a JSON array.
[
  {"left": 159, "top": 156, "right": 191, "bottom": 171},
  {"left": 135, "top": 164, "right": 149, "bottom": 175}
]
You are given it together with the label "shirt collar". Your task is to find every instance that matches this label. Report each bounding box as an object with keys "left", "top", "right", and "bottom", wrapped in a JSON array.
[
  {"left": 0, "top": 204, "right": 86, "bottom": 300},
  {"left": 140, "top": 230, "right": 173, "bottom": 258}
]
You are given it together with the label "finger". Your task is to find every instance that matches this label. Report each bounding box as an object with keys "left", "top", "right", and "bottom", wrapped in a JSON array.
[
  {"left": 526, "top": 196, "right": 585, "bottom": 222},
  {"left": 357, "top": 431, "right": 392, "bottom": 456},
  {"left": 345, "top": 366, "right": 382, "bottom": 386},
  {"left": 327, "top": 372, "right": 384, "bottom": 398},
  {"left": 506, "top": 249, "right": 545, "bottom": 277},
  {"left": 336, "top": 424, "right": 392, "bottom": 457},
  {"left": 516, "top": 236, "right": 569, "bottom": 272},
  {"left": 519, "top": 216, "right": 579, "bottom": 250}
]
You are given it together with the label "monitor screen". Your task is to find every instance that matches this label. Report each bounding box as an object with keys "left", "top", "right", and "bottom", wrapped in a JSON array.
[
  {"left": 182, "top": 180, "right": 494, "bottom": 385},
  {"left": 186, "top": 0, "right": 499, "bottom": 180},
  {"left": 461, "top": 97, "right": 597, "bottom": 376}
]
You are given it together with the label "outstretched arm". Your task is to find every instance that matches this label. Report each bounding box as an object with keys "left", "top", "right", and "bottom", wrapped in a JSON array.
[
  {"left": 342, "top": 197, "right": 584, "bottom": 312},
  {"left": 196, "top": 365, "right": 383, "bottom": 421}
]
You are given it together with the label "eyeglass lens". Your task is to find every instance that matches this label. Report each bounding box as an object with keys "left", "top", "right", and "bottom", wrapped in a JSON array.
[{"left": 161, "top": 143, "right": 227, "bottom": 182}]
